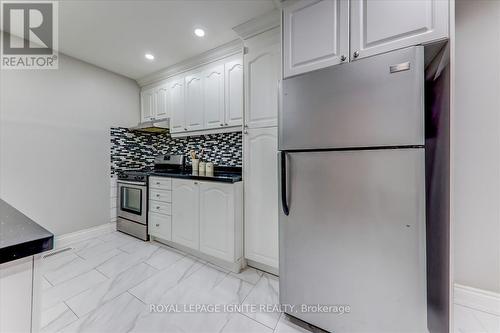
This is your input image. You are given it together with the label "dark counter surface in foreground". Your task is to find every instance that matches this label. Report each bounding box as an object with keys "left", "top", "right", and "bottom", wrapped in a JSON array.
[{"left": 0, "top": 199, "right": 54, "bottom": 264}]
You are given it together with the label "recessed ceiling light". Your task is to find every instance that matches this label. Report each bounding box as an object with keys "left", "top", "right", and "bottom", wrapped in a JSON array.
[
  {"left": 194, "top": 28, "right": 205, "bottom": 37},
  {"left": 145, "top": 53, "right": 155, "bottom": 60}
]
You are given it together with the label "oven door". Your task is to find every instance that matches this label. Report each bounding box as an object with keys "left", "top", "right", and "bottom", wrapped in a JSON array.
[{"left": 117, "top": 181, "right": 147, "bottom": 224}]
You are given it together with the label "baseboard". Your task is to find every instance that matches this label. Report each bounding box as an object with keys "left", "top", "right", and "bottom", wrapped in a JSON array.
[
  {"left": 54, "top": 222, "right": 116, "bottom": 249},
  {"left": 454, "top": 283, "right": 500, "bottom": 316},
  {"left": 246, "top": 259, "right": 279, "bottom": 276},
  {"left": 150, "top": 236, "right": 245, "bottom": 274}
]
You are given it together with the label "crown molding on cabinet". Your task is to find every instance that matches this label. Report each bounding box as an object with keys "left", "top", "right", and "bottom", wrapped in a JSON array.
[
  {"left": 137, "top": 39, "right": 243, "bottom": 88},
  {"left": 232, "top": 9, "right": 280, "bottom": 40}
]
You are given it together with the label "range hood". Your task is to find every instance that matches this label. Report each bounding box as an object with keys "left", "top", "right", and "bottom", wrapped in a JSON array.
[{"left": 130, "top": 119, "right": 169, "bottom": 133}]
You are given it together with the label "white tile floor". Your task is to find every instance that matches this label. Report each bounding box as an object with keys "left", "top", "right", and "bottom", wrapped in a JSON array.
[
  {"left": 39, "top": 231, "right": 318, "bottom": 333},
  {"left": 454, "top": 304, "right": 500, "bottom": 333},
  {"left": 39, "top": 230, "right": 500, "bottom": 333}
]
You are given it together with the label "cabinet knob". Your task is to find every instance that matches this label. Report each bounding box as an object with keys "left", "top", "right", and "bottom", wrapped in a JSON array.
[
  {"left": 243, "top": 130, "right": 248, "bottom": 134},
  {"left": 225, "top": 123, "right": 228, "bottom": 126},
  {"left": 340, "top": 55, "right": 347, "bottom": 62},
  {"left": 156, "top": 182, "right": 160, "bottom": 185},
  {"left": 156, "top": 224, "right": 159, "bottom": 227},
  {"left": 353, "top": 51, "right": 359, "bottom": 59},
  {"left": 156, "top": 206, "right": 160, "bottom": 209},
  {"left": 194, "top": 181, "right": 198, "bottom": 185},
  {"left": 184, "top": 128, "right": 188, "bottom": 131},
  {"left": 156, "top": 194, "right": 160, "bottom": 197},
  {"left": 219, "top": 124, "right": 224, "bottom": 127}
]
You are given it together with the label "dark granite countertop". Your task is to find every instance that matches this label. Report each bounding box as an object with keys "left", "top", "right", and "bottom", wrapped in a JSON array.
[
  {"left": 0, "top": 199, "right": 54, "bottom": 264},
  {"left": 149, "top": 166, "right": 242, "bottom": 183}
]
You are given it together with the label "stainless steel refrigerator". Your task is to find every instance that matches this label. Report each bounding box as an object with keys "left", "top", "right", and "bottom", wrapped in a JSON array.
[{"left": 279, "top": 46, "right": 427, "bottom": 332}]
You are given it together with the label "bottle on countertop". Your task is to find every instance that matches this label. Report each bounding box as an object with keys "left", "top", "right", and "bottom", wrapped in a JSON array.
[
  {"left": 206, "top": 162, "right": 214, "bottom": 176},
  {"left": 198, "top": 161, "right": 206, "bottom": 175}
]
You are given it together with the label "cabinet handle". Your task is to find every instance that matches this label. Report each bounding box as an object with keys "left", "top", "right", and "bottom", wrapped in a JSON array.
[
  {"left": 184, "top": 128, "right": 188, "bottom": 131},
  {"left": 156, "top": 224, "right": 160, "bottom": 227},
  {"left": 353, "top": 51, "right": 359, "bottom": 59},
  {"left": 156, "top": 206, "right": 160, "bottom": 209},
  {"left": 243, "top": 130, "right": 248, "bottom": 134},
  {"left": 340, "top": 55, "right": 346, "bottom": 62},
  {"left": 156, "top": 194, "right": 160, "bottom": 197},
  {"left": 219, "top": 124, "right": 224, "bottom": 127},
  {"left": 156, "top": 182, "right": 160, "bottom": 185},
  {"left": 244, "top": 125, "right": 248, "bottom": 129},
  {"left": 225, "top": 123, "right": 228, "bottom": 126}
]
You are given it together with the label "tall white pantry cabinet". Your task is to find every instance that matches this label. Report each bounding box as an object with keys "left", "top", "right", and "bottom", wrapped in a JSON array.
[{"left": 243, "top": 27, "right": 281, "bottom": 273}]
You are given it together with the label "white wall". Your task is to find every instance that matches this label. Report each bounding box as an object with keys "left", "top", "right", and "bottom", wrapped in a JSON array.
[
  {"left": 454, "top": 0, "right": 500, "bottom": 293},
  {"left": 0, "top": 50, "right": 139, "bottom": 236}
]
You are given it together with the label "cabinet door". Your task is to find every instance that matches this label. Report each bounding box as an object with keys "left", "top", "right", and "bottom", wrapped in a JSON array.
[
  {"left": 185, "top": 72, "right": 204, "bottom": 132},
  {"left": 149, "top": 212, "right": 172, "bottom": 240},
  {"left": 140, "top": 88, "right": 155, "bottom": 122},
  {"left": 244, "top": 29, "right": 280, "bottom": 129},
  {"left": 169, "top": 78, "right": 186, "bottom": 133},
  {"left": 199, "top": 182, "right": 235, "bottom": 261},
  {"left": 172, "top": 179, "right": 199, "bottom": 250},
  {"left": 155, "top": 84, "right": 169, "bottom": 120},
  {"left": 203, "top": 64, "right": 225, "bottom": 129},
  {"left": 283, "top": 0, "right": 349, "bottom": 78},
  {"left": 224, "top": 58, "right": 243, "bottom": 127},
  {"left": 0, "top": 257, "right": 33, "bottom": 333},
  {"left": 350, "top": 0, "right": 449, "bottom": 60},
  {"left": 243, "top": 127, "right": 279, "bottom": 269}
]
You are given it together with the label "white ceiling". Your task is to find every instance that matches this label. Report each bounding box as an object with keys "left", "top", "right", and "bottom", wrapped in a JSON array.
[{"left": 58, "top": 0, "right": 276, "bottom": 80}]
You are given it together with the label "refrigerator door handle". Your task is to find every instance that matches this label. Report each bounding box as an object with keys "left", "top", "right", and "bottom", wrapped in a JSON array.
[{"left": 280, "top": 151, "right": 290, "bottom": 216}]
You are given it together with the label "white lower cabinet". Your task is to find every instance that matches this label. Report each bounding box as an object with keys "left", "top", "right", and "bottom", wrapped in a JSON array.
[
  {"left": 171, "top": 179, "right": 200, "bottom": 250},
  {"left": 0, "top": 256, "right": 34, "bottom": 333},
  {"left": 149, "top": 212, "right": 172, "bottom": 241},
  {"left": 199, "top": 182, "right": 241, "bottom": 262},
  {"left": 152, "top": 177, "right": 243, "bottom": 271},
  {"left": 243, "top": 127, "right": 279, "bottom": 270},
  {"left": 148, "top": 177, "right": 173, "bottom": 241}
]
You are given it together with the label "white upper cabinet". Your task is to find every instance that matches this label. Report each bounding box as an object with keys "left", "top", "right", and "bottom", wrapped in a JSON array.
[
  {"left": 224, "top": 58, "right": 244, "bottom": 127},
  {"left": 185, "top": 71, "right": 204, "bottom": 132},
  {"left": 140, "top": 87, "right": 155, "bottom": 122},
  {"left": 172, "top": 179, "right": 199, "bottom": 250},
  {"left": 169, "top": 77, "right": 186, "bottom": 133},
  {"left": 143, "top": 54, "right": 244, "bottom": 136},
  {"left": 141, "top": 84, "right": 170, "bottom": 122},
  {"left": 350, "top": 0, "right": 449, "bottom": 60},
  {"left": 283, "top": 0, "right": 349, "bottom": 78},
  {"left": 199, "top": 182, "right": 235, "bottom": 262},
  {"left": 244, "top": 28, "right": 281, "bottom": 129},
  {"left": 203, "top": 64, "right": 225, "bottom": 129},
  {"left": 155, "top": 84, "right": 169, "bottom": 119},
  {"left": 282, "top": 0, "right": 449, "bottom": 75}
]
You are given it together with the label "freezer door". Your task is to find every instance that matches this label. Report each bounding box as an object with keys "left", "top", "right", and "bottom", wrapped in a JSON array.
[
  {"left": 279, "top": 46, "right": 424, "bottom": 150},
  {"left": 279, "top": 149, "right": 427, "bottom": 332}
]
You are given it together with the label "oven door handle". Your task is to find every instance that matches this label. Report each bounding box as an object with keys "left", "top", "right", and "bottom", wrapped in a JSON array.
[{"left": 117, "top": 180, "right": 147, "bottom": 186}]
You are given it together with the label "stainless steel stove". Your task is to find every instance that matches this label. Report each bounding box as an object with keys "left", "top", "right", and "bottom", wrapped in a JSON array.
[
  {"left": 116, "top": 170, "right": 149, "bottom": 240},
  {"left": 116, "top": 154, "right": 186, "bottom": 240}
]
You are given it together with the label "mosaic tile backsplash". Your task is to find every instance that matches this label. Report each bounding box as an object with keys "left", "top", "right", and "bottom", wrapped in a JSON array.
[{"left": 110, "top": 127, "right": 242, "bottom": 174}]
